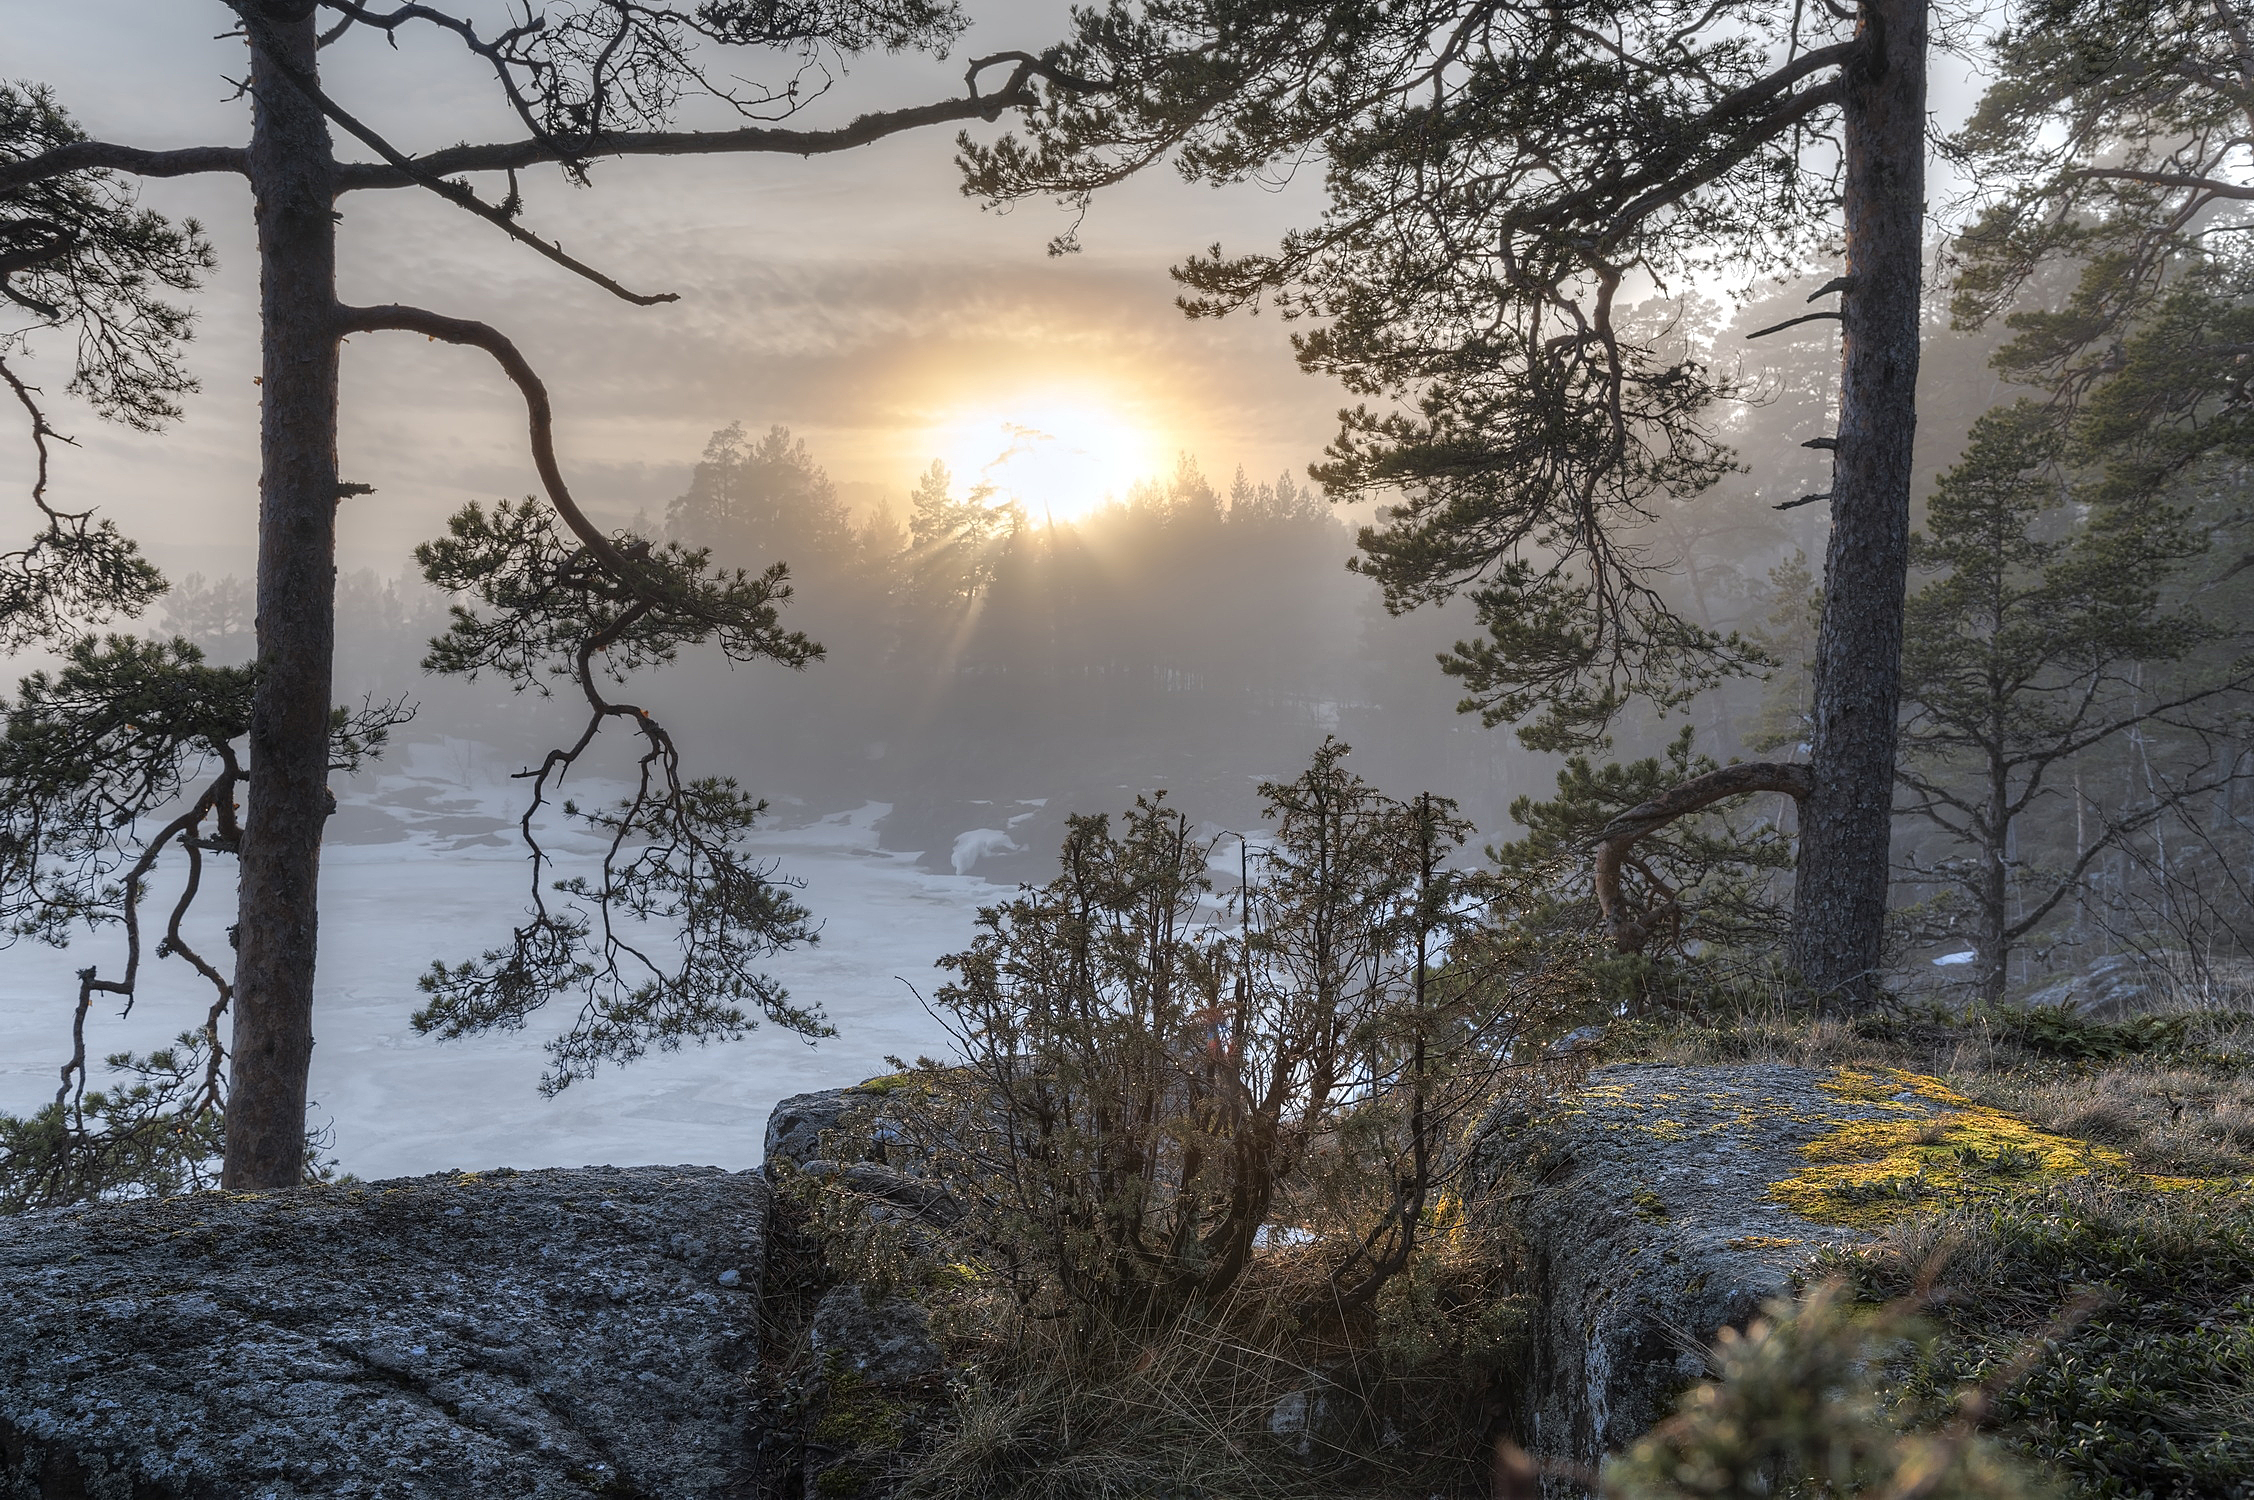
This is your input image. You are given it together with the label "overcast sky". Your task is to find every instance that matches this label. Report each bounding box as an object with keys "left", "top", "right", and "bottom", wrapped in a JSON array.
[
  {"left": 6, "top": 2, "right": 2001, "bottom": 588},
  {"left": 6, "top": 0, "right": 1346, "bottom": 582}
]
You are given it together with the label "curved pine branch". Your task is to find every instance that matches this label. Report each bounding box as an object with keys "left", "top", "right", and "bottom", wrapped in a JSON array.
[{"left": 1593, "top": 761, "right": 1812, "bottom": 953}]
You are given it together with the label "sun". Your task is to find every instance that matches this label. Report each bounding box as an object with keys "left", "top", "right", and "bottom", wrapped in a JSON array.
[{"left": 928, "top": 395, "right": 1170, "bottom": 521}]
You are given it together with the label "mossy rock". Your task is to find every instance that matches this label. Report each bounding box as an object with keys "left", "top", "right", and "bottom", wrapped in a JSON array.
[
  {"left": 1769, "top": 1067, "right": 2221, "bottom": 1229},
  {"left": 1472, "top": 1062, "right": 2181, "bottom": 1477}
]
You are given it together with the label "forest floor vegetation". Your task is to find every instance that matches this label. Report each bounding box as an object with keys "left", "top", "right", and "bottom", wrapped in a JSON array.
[
  {"left": 765, "top": 977, "right": 2254, "bottom": 1499},
  {"left": 1611, "top": 987, "right": 2254, "bottom": 1499}
]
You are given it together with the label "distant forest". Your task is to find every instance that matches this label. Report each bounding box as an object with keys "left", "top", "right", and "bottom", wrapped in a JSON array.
[
  {"left": 165, "top": 429, "right": 1529, "bottom": 885},
  {"left": 140, "top": 287, "right": 2029, "bottom": 883},
  {"left": 151, "top": 281, "right": 2252, "bottom": 999}
]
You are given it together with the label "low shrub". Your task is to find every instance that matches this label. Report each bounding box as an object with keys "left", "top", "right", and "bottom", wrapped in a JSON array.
[{"left": 1602, "top": 1282, "right": 2053, "bottom": 1500}]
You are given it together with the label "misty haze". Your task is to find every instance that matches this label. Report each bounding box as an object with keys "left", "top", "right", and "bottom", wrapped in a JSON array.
[{"left": 2, "top": 2, "right": 2250, "bottom": 1496}]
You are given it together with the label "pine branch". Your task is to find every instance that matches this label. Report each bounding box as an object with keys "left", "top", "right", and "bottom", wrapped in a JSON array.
[
  {"left": 1592, "top": 761, "right": 1812, "bottom": 954},
  {"left": 0, "top": 143, "right": 245, "bottom": 194},
  {"left": 332, "top": 72, "right": 1041, "bottom": 193}
]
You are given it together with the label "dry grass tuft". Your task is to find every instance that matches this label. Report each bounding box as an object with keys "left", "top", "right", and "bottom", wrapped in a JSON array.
[
  {"left": 1979, "top": 1066, "right": 2254, "bottom": 1177},
  {"left": 896, "top": 1221, "right": 1527, "bottom": 1500}
]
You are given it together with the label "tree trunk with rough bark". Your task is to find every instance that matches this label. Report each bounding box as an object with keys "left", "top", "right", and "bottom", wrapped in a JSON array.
[
  {"left": 223, "top": 8, "right": 340, "bottom": 1189},
  {"left": 1790, "top": 0, "right": 1927, "bottom": 1009},
  {"left": 1977, "top": 755, "right": 2009, "bottom": 1007}
]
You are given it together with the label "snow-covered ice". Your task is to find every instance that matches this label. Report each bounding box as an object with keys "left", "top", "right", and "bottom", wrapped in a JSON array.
[
  {"left": 0, "top": 742, "right": 997, "bottom": 1179},
  {"left": 949, "top": 827, "right": 1020, "bottom": 876}
]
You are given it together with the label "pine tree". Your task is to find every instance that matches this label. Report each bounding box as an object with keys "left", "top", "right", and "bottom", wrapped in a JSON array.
[
  {"left": 0, "top": 3, "right": 1045, "bottom": 1193},
  {"left": 960, "top": 0, "right": 1934, "bottom": 1004},
  {"left": 1487, "top": 728, "right": 1796, "bottom": 1008},
  {"left": 1895, "top": 402, "right": 2253, "bottom": 1005},
  {"left": 667, "top": 423, "right": 857, "bottom": 581}
]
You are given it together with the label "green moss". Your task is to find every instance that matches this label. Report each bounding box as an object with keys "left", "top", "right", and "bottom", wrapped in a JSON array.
[
  {"left": 1631, "top": 1186, "right": 1670, "bottom": 1223},
  {"left": 812, "top": 1368, "right": 908, "bottom": 1452},
  {"left": 814, "top": 1459, "right": 877, "bottom": 1498}
]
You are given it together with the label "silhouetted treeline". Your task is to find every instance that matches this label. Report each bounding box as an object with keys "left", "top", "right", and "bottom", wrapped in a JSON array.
[
  {"left": 648, "top": 427, "right": 1532, "bottom": 879},
  {"left": 153, "top": 311, "right": 2252, "bottom": 993},
  {"left": 157, "top": 426, "right": 1533, "bottom": 880}
]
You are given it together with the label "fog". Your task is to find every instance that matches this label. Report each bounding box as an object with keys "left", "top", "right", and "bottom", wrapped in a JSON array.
[{"left": 0, "top": 2, "right": 2046, "bottom": 1177}]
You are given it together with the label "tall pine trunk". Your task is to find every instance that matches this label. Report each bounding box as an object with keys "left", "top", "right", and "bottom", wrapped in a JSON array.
[
  {"left": 1978, "top": 757, "right": 2010, "bottom": 1007},
  {"left": 1791, "top": 0, "right": 1926, "bottom": 1008},
  {"left": 223, "top": 8, "right": 341, "bottom": 1189}
]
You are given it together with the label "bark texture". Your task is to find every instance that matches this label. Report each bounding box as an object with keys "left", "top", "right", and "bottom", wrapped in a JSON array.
[
  {"left": 225, "top": 9, "right": 340, "bottom": 1189},
  {"left": 1792, "top": 0, "right": 1927, "bottom": 1007}
]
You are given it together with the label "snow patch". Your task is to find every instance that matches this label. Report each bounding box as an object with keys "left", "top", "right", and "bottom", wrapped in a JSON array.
[{"left": 950, "top": 828, "right": 1019, "bottom": 876}]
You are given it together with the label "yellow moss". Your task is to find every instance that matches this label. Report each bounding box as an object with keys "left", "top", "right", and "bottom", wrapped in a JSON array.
[
  {"left": 1726, "top": 1236, "right": 1805, "bottom": 1251},
  {"left": 1775, "top": 1069, "right": 2137, "bottom": 1228},
  {"left": 2144, "top": 1174, "right": 2254, "bottom": 1192},
  {"left": 1642, "top": 1119, "right": 1690, "bottom": 1141},
  {"left": 1427, "top": 1190, "right": 1477, "bottom": 1251},
  {"left": 1819, "top": 1067, "right": 1972, "bottom": 1111},
  {"left": 856, "top": 1072, "right": 921, "bottom": 1096}
]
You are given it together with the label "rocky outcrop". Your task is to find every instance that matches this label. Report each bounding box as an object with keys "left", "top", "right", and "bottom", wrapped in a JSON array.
[
  {"left": 807, "top": 1287, "right": 943, "bottom": 1386},
  {"left": 757, "top": 1085, "right": 961, "bottom": 1500},
  {"left": 0, "top": 1165, "right": 767, "bottom": 1499},
  {"left": 763, "top": 1088, "right": 877, "bottom": 1173},
  {"left": 1477, "top": 1062, "right": 1971, "bottom": 1474},
  {"left": 0, "top": 1065, "right": 2113, "bottom": 1498}
]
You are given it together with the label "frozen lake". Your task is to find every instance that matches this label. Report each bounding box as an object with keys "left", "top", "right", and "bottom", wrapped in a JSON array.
[{"left": 0, "top": 742, "right": 999, "bottom": 1180}]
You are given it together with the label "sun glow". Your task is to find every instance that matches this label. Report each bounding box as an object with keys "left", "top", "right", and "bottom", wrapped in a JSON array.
[{"left": 928, "top": 395, "right": 1171, "bottom": 521}]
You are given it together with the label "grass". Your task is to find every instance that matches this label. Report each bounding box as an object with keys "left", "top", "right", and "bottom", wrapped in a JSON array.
[
  {"left": 781, "top": 974, "right": 2253, "bottom": 1499},
  {"left": 1613, "top": 986, "right": 2254, "bottom": 1499},
  {"left": 894, "top": 1222, "right": 1531, "bottom": 1500},
  {"left": 1609, "top": 998, "right": 2254, "bottom": 1183},
  {"left": 1832, "top": 1181, "right": 2254, "bottom": 1499}
]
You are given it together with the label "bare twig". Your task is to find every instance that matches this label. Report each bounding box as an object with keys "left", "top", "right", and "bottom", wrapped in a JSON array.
[{"left": 331, "top": 66, "right": 1042, "bottom": 190}]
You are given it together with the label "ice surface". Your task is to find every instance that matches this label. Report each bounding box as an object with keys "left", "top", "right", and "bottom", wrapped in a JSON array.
[{"left": 0, "top": 742, "right": 996, "bottom": 1179}]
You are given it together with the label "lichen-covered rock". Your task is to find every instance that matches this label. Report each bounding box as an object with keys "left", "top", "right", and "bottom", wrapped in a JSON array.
[
  {"left": 764, "top": 1088, "right": 877, "bottom": 1173},
  {"left": 0, "top": 1165, "right": 766, "bottom": 1499},
  {"left": 808, "top": 1286, "right": 941, "bottom": 1386},
  {"left": 1475, "top": 1062, "right": 2134, "bottom": 1477}
]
